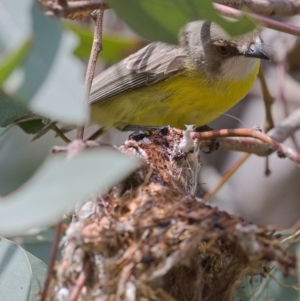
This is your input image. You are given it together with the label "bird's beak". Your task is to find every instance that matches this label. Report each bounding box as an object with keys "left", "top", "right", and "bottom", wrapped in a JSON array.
[{"left": 244, "top": 44, "right": 270, "bottom": 60}]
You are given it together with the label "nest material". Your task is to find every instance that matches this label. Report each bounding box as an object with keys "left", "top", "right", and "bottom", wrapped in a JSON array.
[{"left": 49, "top": 128, "right": 296, "bottom": 301}]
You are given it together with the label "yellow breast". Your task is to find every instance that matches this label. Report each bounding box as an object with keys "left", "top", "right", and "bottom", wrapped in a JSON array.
[{"left": 91, "top": 61, "right": 260, "bottom": 130}]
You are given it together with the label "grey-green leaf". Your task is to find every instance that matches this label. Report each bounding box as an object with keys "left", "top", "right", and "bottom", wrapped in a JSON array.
[
  {"left": 65, "top": 22, "right": 145, "bottom": 63},
  {"left": 0, "top": 38, "right": 32, "bottom": 88},
  {"left": 106, "top": 0, "right": 256, "bottom": 44},
  {"left": 0, "top": 149, "right": 140, "bottom": 237},
  {"left": 0, "top": 237, "right": 47, "bottom": 301},
  {"left": 26, "top": 251, "right": 47, "bottom": 301},
  {"left": 0, "top": 93, "right": 29, "bottom": 127},
  {"left": 0, "top": 0, "right": 87, "bottom": 125}
]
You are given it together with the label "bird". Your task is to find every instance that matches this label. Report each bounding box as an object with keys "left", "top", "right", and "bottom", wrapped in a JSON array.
[{"left": 89, "top": 20, "right": 270, "bottom": 133}]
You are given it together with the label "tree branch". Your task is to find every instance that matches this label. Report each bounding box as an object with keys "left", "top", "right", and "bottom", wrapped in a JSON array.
[
  {"left": 76, "top": 9, "right": 105, "bottom": 140},
  {"left": 215, "top": 0, "right": 300, "bottom": 17},
  {"left": 41, "top": 222, "right": 63, "bottom": 301},
  {"left": 192, "top": 123, "right": 300, "bottom": 164},
  {"left": 40, "top": 0, "right": 109, "bottom": 20},
  {"left": 214, "top": 3, "right": 300, "bottom": 37},
  {"left": 258, "top": 66, "right": 275, "bottom": 132}
]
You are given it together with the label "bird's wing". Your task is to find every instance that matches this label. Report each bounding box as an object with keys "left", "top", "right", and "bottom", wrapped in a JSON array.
[{"left": 89, "top": 42, "right": 187, "bottom": 104}]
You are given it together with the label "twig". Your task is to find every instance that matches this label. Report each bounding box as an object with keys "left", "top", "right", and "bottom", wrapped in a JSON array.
[
  {"left": 192, "top": 128, "right": 300, "bottom": 164},
  {"left": 76, "top": 9, "right": 105, "bottom": 140},
  {"left": 276, "top": 61, "right": 300, "bottom": 153},
  {"left": 202, "top": 153, "right": 250, "bottom": 203},
  {"left": 257, "top": 66, "right": 274, "bottom": 175},
  {"left": 258, "top": 66, "right": 275, "bottom": 132},
  {"left": 68, "top": 260, "right": 92, "bottom": 301},
  {"left": 215, "top": 0, "right": 300, "bottom": 17},
  {"left": 41, "top": 0, "right": 109, "bottom": 19},
  {"left": 41, "top": 222, "right": 63, "bottom": 301},
  {"left": 31, "top": 121, "right": 57, "bottom": 142},
  {"left": 31, "top": 121, "right": 71, "bottom": 143},
  {"left": 268, "top": 107, "right": 300, "bottom": 142},
  {"left": 264, "top": 156, "right": 271, "bottom": 176},
  {"left": 214, "top": 3, "right": 300, "bottom": 37},
  {"left": 86, "top": 127, "right": 105, "bottom": 141},
  {"left": 199, "top": 135, "right": 272, "bottom": 156},
  {"left": 53, "top": 125, "right": 72, "bottom": 143}
]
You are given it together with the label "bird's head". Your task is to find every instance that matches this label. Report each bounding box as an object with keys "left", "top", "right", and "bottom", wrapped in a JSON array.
[{"left": 180, "top": 21, "right": 270, "bottom": 80}]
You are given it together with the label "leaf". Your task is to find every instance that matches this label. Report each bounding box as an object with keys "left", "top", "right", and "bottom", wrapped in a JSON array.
[
  {"left": 26, "top": 251, "right": 48, "bottom": 301},
  {"left": 0, "top": 92, "right": 44, "bottom": 134},
  {"left": 65, "top": 22, "right": 145, "bottom": 63},
  {"left": 0, "top": 92, "right": 29, "bottom": 127},
  {"left": 17, "top": 119, "right": 45, "bottom": 134},
  {"left": 0, "top": 38, "right": 32, "bottom": 88},
  {"left": 106, "top": 0, "right": 256, "bottom": 44},
  {"left": 0, "top": 237, "right": 47, "bottom": 301},
  {"left": 0, "top": 149, "right": 140, "bottom": 237},
  {"left": 0, "top": 1, "right": 87, "bottom": 125}
]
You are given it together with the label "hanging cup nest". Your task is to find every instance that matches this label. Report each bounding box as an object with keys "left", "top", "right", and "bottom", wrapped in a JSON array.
[{"left": 49, "top": 128, "right": 296, "bottom": 301}]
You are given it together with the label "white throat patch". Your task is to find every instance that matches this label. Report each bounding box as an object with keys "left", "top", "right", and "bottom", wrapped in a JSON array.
[{"left": 220, "top": 56, "right": 258, "bottom": 80}]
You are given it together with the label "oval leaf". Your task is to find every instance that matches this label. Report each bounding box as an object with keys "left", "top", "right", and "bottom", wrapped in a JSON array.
[
  {"left": 0, "top": 237, "right": 47, "bottom": 301},
  {"left": 65, "top": 22, "right": 145, "bottom": 63},
  {"left": 1, "top": 1, "right": 87, "bottom": 125},
  {"left": 106, "top": 0, "right": 256, "bottom": 44},
  {"left": 0, "top": 237, "right": 32, "bottom": 301},
  {"left": 0, "top": 149, "right": 140, "bottom": 237},
  {"left": 0, "top": 38, "right": 32, "bottom": 88}
]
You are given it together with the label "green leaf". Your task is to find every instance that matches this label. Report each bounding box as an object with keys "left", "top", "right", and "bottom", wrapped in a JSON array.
[
  {"left": 26, "top": 251, "right": 48, "bottom": 301},
  {"left": 106, "top": 0, "right": 256, "bottom": 44},
  {"left": 0, "top": 237, "right": 47, "bottom": 301},
  {"left": 0, "top": 149, "right": 140, "bottom": 237},
  {"left": 65, "top": 22, "right": 145, "bottom": 63},
  {"left": 17, "top": 119, "right": 45, "bottom": 134},
  {"left": 0, "top": 92, "right": 29, "bottom": 127},
  {"left": 0, "top": 92, "right": 44, "bottom": 134},
  {"left": 1, "top": 1, "right": 87, "bottom": 125},
  {"left": 0, "top": 38, "right": 32, "bottom": 88}
]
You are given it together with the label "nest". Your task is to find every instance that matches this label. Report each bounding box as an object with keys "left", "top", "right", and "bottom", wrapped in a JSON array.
[{"left": 48, "top": 128, "right": 296, "bottom": 301}]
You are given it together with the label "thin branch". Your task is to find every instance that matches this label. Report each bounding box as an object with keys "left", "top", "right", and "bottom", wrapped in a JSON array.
[
  {"left": 53, "top": 125, "right": 72, "bottom": 143},
  {"left": 76, "top": 9, "right": 105, "bottom": 140},
  {"left": 41, "top": 0, "right": 109, "bottom": 19},
  {"left": 276, "top": 61, "right": 300, "bottom": 153},
  {"left": 41, "top": 222, "right": 63, "bottom": 301},
  {"left": 268, "top": 107, "right": 300, "bottom": 142},
  {"left": 200, "top": 135, "right": 272, "bottom": 156},
  {"left": 192, "top": 127, "right": 300, "bottom": 164},
  {"left": 31, "top": 121, "right": 71, "bottom": 143},
  {"left": 199, "top": 107, "right": 300, "bottom": 157},
  {"left": 214, "top": 3, "right": 300, "bottom": 37},
  {"left": 258, "top": 66, "right": 275, "bottom": 132},
  {"left": 257, "top": 66, "right": 274, "bottom": 176},
  {"left": 31, "top": 121, "right": 57, "bottom": 142},
  {"left": 215, "top": 0, "right": 300, "bottom": 17},
  {"left": 202, "top": 153, "right": 250, "bottom": 203},
  {"left": 68, "top": 260, "right": 92, "bottom": 301},
  {"left": 86, "top": 127, "right": 105, "bottom": 141},
  {"left": 43, "top": 0, "right": 300, "bottom": 18}
]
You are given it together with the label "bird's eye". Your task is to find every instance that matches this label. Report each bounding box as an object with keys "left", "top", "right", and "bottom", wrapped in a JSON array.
[{"left": 216, "top": 46, "right": 229, "bottom": 55}]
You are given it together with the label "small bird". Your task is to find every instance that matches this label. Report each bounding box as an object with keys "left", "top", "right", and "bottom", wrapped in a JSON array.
[{"left": 89, "top": 21, "right": 270, "bottom": 132}]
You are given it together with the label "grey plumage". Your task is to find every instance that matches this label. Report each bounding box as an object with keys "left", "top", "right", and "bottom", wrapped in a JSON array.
[{"left": 89, "top": 42, "right": 186, "bottom": 104}]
